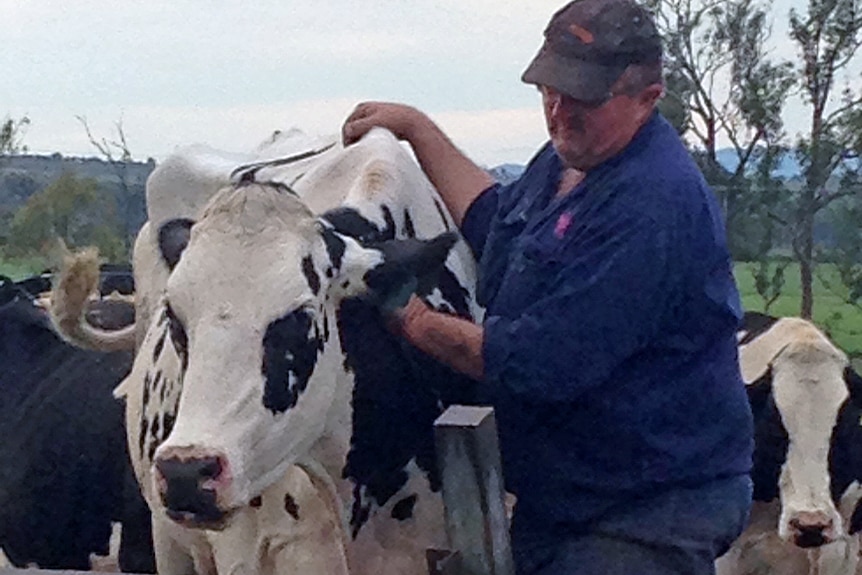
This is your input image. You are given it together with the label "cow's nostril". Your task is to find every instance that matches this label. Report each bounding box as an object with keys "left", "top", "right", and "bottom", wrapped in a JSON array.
[
  {"left": 198, "top": 457, "right": 222, "bottom": 480},
  {"left": 789, "top": 515, "right": 833, "bottom": 548},
  {"left": 155, "top": 455, "right": 226, "bottom": 524}
]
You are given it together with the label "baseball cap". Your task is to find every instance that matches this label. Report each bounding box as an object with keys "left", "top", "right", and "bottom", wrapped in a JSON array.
[{"left": 522, "top": 0, "right": 663, "bottom": 102}]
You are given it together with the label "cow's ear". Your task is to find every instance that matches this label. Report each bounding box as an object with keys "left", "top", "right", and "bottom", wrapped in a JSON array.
[
  {"left": 323, "top": 227, "right": 458, "bottom": 303},
  {"left": 361, "top": 233, "right": 458, "bottom": 307},
  {"left": 158, "top": 218, "right": 195, "bottom": 271},
  {"left": 845, "top": 366, "right": 862, "bottom": 407},
  {"left": 747, "top": 367, "right": 773, "bottom": 416}
]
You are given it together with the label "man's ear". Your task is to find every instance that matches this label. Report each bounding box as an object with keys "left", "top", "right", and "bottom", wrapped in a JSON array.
[{"left": 158, "top": 218, "right": 195, "bottom": 271}]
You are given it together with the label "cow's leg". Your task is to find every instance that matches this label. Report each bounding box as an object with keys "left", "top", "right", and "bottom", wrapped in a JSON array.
[
  {"left": 263, "top": 466, "right": 350, "bottom": 575},
  {"left": 152, "top": 516, "right": 196, "bottom": 575},
  {"left": 812, "top": 539, "right": 860, "bottom": 575}
]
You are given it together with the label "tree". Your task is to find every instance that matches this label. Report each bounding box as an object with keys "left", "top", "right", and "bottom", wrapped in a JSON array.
[
  {"left": 788, "top": 0, "right": 862, "bottom": 318},
  {"left": 647, "top": 0, "right": 795, "bottom": 260},
  {"left": 7, "top": 172, "right": 127, "bottom": 262},
  {"left": 0, "top": 115, "right": 30, "bottom": 156},
  {"left": 76, "top": 115, "right": 138, "bottom": 252}
]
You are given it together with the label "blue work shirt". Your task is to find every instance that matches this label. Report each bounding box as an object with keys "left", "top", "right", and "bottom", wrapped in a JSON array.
[{"left": 461, "top": 111, "right": 753, "bottom": 534}]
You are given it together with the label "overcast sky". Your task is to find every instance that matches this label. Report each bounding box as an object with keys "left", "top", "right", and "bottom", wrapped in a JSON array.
[{"left": 1, "top": 0, "right": 842, "bottom": 167}]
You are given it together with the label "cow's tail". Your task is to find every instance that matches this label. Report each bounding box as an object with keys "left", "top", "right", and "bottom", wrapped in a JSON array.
[{"left": 50, "top": 247, "right": 137, "bottom": 352}]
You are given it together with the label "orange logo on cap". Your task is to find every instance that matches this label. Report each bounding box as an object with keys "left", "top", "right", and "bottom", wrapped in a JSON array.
[{"left": 569, "top": 23, "right": 594, "bottom": 44}]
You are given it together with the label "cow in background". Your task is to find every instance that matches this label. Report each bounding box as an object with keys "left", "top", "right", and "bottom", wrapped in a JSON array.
[
  {"left": 717, "top": 311, "right": 862, "bottom": 575},
  {"left": 0, "top": 271, "right": 155, "bottom": 573}
]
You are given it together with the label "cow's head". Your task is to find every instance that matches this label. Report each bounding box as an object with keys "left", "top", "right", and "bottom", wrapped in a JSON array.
[
  {"left": 744, "top": 317, "right": 862, "bottom": 548},
  {"left": 149, "top": 182, "right": 457, "bottom": 528}
]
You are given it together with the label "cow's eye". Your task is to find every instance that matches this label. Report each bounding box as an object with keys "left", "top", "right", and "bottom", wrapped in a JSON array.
[
  {"left": 261, "top": 309, "right": 322, "bottom": 414},
  {"left": 164, "top": 303, "right": 189, "bottom": 371}
]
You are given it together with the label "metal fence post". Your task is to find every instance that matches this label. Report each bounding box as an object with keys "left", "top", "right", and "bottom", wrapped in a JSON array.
[{"left": 433, "top": 405, "right": 514, "bottom": 575}]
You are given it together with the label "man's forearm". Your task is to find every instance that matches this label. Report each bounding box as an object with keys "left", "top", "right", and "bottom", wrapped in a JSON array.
[
  {"left": 404, "top": 117, "right": 495, "bottom": 227},
  {"left": 395, "top": 299, "right": 485, "bottom": 381}
]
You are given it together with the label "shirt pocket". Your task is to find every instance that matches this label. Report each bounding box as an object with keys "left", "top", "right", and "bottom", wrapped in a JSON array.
[{"left": 490, "top": 236, "right": 564, "bottom": 315}]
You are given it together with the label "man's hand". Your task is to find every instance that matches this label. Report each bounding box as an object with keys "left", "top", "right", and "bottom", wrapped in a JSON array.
[
  {"left": 384, "top": 294, "right": 432, "bottom": 339},
  {"left": 342, "top": 102, "right": 429, "bottom": 146}
]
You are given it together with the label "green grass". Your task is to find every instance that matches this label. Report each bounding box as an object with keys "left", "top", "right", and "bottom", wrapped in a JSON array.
[
  {"left": 0, "top": 253, "right": 49, "bottom": 280},
  {"left": 734, "top": 262, "right": 862, "bottom": 359}
]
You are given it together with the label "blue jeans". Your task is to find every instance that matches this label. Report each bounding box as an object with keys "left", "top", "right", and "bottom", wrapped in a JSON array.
[{"left": 512, "top": 475, "right": 752, "bottom": 575}]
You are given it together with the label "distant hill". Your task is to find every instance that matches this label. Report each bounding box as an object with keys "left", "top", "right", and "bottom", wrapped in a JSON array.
[
  {"left": 0, "top": 154, "right": 153, "bottom": 240},
  {"left": 3, "top": 147, "right": 850, "bottom": 243}
]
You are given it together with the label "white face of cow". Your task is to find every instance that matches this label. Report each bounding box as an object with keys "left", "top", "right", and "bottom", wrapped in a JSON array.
[
  {"left": 771, "top": 338, "right": 849, "bottom": 545},
  {"left": 150, "top": 182, "right": 456, "bottom": 528},
  {"left": 743, "top": 316, "right": 862, "bottom": 548}
]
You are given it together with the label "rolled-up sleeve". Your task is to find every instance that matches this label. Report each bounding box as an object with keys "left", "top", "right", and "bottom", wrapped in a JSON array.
[
  {"left": 460, "top": 184, "right": 500, "bottom": 261},
  {"left": 482, "top": 214, "right": 674, "bottom": 403}
]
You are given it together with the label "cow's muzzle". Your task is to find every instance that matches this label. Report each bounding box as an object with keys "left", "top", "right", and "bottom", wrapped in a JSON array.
[
  {"left": 155, "top": 454, "right": 229, "bottom": 528},
  {"left": 788, "top": 511, "right": 836, "bottom": 548}
]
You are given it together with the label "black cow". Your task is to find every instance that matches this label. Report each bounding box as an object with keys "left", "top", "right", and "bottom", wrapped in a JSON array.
[{"left": 0, "top": 271, "right": 155, "bottom": 572}]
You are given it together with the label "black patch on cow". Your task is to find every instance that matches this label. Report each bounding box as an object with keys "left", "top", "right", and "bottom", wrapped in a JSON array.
[
  {"left": 828, "top": 397, "right": 862, "bottom": 504},
  {"left": 162, "top": 412, "right": 176, "bottom": 441},
  {"left": 249, "top": 496, "right": 262, "bottom": 508},
  {"left": 850, "top": 503, "right": 862, "bottom": 535},
  {"left": 321, "top": 227, "right": 347, "bottom": 271},
  {"left": 153, "top": 331, "right": 167, "bottom": 363},
  {"left": 844, "top": 366, "right": 862, "bottom": 406},
  {"left": 142, "top": 372, "right": 152, "bottom": 410},
  {"left": 745, "top": 367, "right": 788, "bottom": 503},
  {"left": 403, "top": 209, "right": 416, "bottom": 238},
  {"left": 323, "top": 313, "right": 330, "bottom": 342},
  {"left": 139, "top": 413, "right": 150, "bottom": 462},
  {"left": 746, "top": 369, "right": 773, "bottom": 416},
  {"left": 431, "top": 267, "right": 473, "bottom": 319},
  {"left": 380, "top": 206, "right": 396, "bottom": 240},
  {"left": 433, "top": 199, "right": 451, "bottom": 232},
  {"left": 390, "top": 494, "right": 417, "bottom": 521},
  {"left": 284, "top": 493, "right": 300, "bottom": 520},
  {"left": 165, "top": 305, "right": 188, "bottom": 372},
  {"left": 321, "top": 207, "right": 382, "bottom": 245},
  {"left": 739, "top": 311, "right": 780, "bottom": 345},
  {"left": 750, "top": 390, "right": 788, "bottom": 503},
  {"left": 302, "top": 255, "right": 320, "bottom": 296},
  {"left": 261, "top": 309, "right": 321, "bottom": 414},
  {"left": 337, "top": 295, "right": 479, "bottom": 537},
  {"left": 158, "top": 218, "right": 194, "bottom": 271}
]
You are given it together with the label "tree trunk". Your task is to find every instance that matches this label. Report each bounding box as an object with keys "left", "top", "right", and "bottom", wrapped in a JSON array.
[{"left": 799, "top": 195, "right": 816, "bottom": 319}]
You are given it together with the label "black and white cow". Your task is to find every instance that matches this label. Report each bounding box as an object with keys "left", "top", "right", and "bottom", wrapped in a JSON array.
[
  {"left": 716, "top": 311, "right": 862, "bottom": 575},
  {"left": 51, "top": 127, "right": 482, "bottom": 575},
  {"left": 0, "top": 272, "right": 155, "bottom": 573}
]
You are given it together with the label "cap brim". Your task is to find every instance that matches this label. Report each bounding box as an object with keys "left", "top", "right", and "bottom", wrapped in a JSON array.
[{"left": 521, "top": 44, "right": 626, "bottom": 103}]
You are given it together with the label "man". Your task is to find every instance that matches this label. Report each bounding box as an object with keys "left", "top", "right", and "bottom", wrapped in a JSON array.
[{"left": 342, "top": 0, "right": 753, "bottom": 573}]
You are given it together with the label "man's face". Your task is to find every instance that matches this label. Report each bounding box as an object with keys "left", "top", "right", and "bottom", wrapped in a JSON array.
[{"left": 540, "top": 82, "right": 655, "bottom": 171}]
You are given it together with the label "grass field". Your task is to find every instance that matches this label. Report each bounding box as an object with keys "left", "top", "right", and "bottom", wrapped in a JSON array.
[
  {"left": 0, "top": 253, "right": 50, "bottom": 280},
  {"left": 3, "top": 254, "right": 860, "bottom": 362},
  {"left": 734, "top": 262, "right": 862, "bottom": 361}
]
